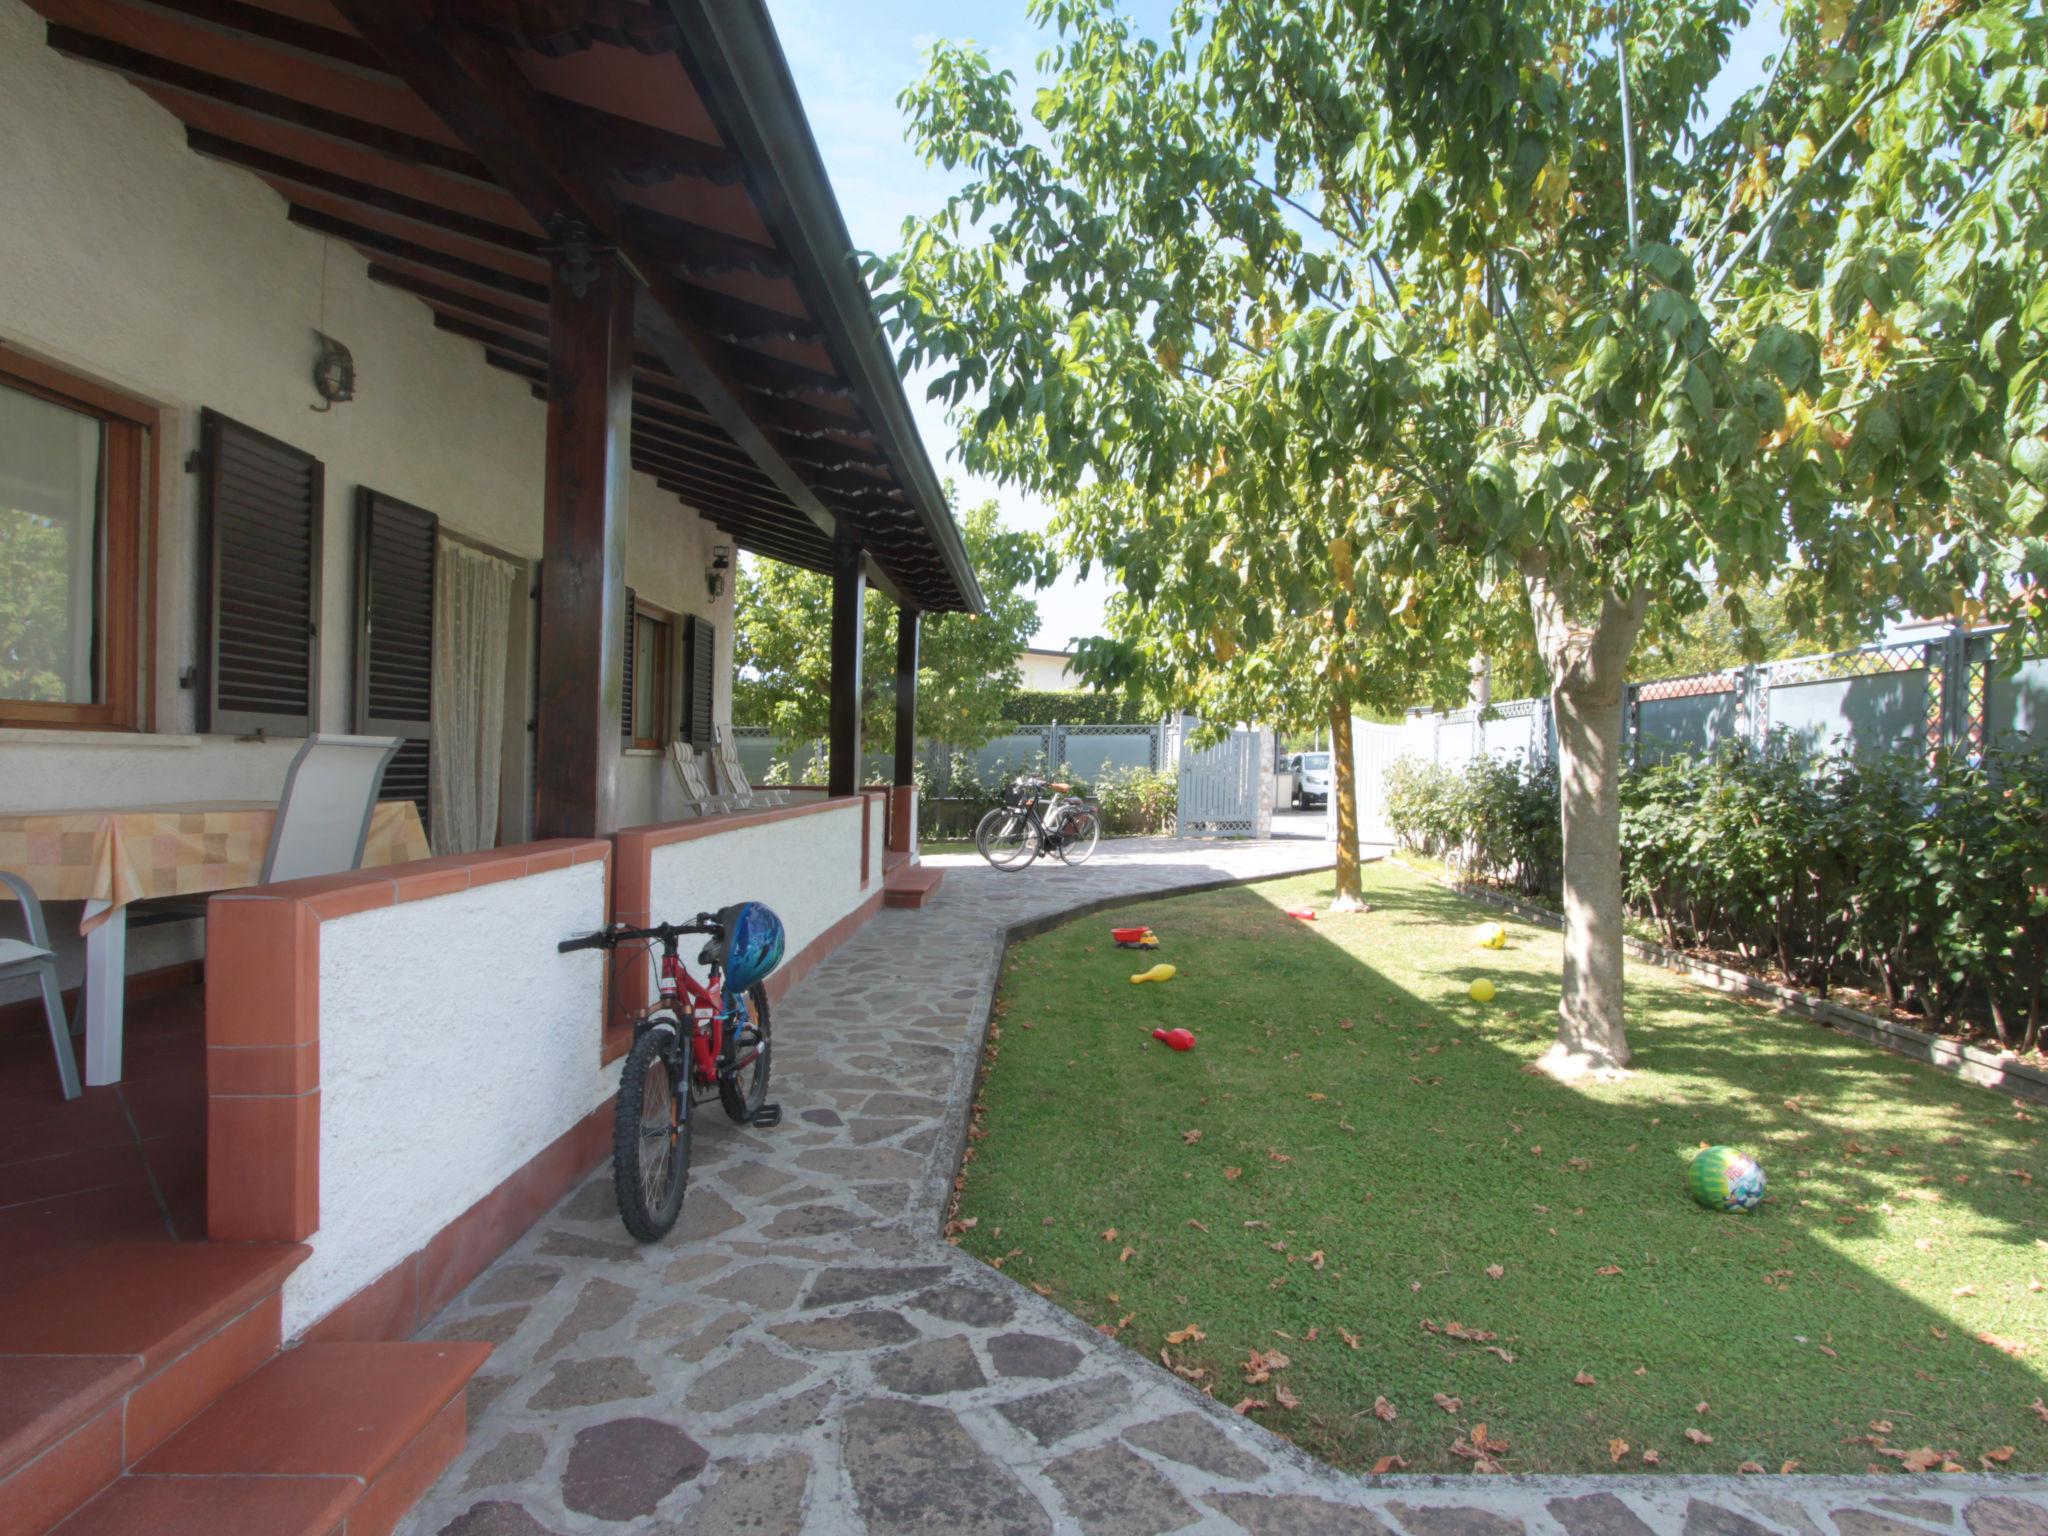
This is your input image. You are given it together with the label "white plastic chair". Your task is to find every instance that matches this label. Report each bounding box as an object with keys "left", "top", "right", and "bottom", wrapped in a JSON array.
[
  {"left": 1, "top": 871, "right": 83, "bottom": 1100},
  {"left": 712, "top": 725, "right": 787, "bottom": 808},
  {"left": 666, "top": 743, "right": 737, "bottom": 817}
]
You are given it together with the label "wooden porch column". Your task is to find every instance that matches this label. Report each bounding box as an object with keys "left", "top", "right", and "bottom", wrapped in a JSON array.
[
  {"left": 827, "top": 526, "right": 866, "bottom": 798},
  {"left": 534, "top": 226, "right": 634, "bottom": 839},
  {"left": 888, "top": 607, "right": 920, "bottom": 853},
  {"left": 893, "top": 608, "right": 920, "bottom": 786}
]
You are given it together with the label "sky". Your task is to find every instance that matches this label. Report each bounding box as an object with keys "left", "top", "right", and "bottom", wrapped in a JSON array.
[{"left": 764, "top": 0, "right": 1785, "bottom": 651}]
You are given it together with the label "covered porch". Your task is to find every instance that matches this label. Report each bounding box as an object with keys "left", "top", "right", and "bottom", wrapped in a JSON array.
[{"left": 0, "top": 1, "right": 974, "bottom": 1530}]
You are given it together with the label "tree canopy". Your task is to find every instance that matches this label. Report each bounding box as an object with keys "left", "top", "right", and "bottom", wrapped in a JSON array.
[
  {"left": 732, "top": 496, "right": 1041, "bottom": 750},
  {"left": 876, "top": 0, "right": 2047, "bottom": 1067}
]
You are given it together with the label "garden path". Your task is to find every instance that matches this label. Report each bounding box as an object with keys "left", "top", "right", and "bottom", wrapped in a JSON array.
[{"left": 398, "top": 838, "right": 2048, "bottom": 1536}]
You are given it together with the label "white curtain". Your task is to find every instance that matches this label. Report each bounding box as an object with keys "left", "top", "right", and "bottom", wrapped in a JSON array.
[{"left": 430, "top": 540, "right": 517, "bottom": 855}]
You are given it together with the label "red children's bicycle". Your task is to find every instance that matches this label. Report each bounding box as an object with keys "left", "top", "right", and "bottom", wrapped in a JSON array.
[{"left": 559, "top": 903, "right": 784, "bottom": 1241}]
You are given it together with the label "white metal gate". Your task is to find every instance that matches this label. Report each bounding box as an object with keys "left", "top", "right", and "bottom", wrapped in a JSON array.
[
  {"left": 1178, "top": 730, "right": 1262, "bottom": 836},
  {"left": 1327, "top": 720, "right": 1406, "bottom": 845}
]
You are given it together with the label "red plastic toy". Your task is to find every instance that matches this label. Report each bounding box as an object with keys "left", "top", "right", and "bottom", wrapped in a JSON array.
[
  {"left": 1152, "top": 1027, "right": 1196, "bottom": 1051},
  {"left": 1286, "top": 907, "right": 1316, "bottom": 921}
]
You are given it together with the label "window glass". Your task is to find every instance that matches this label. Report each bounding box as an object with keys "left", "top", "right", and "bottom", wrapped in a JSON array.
[
  {"left": 0, "top": 381, "right": 105, "bottom": 703},
  {"left": 1303, "top": 752, "right": 1330, "bottom": 768}
]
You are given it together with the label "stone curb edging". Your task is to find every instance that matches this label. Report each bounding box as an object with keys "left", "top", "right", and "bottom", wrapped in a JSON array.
[{"left": 1395, "top": 857, "right": 2048, "bottom": 1110}]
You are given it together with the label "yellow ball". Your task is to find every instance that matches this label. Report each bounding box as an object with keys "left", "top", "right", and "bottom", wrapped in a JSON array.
[
  {"left": 1468, "top": 978, "right": 1496, "bottom": 1003},
  {"left": 1475, "top": 921, "right": 1508, "bottom": 950}
]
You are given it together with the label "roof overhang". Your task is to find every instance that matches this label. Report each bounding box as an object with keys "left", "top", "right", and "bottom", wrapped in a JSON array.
[{"left": 31, "top": 0, "right": 982, "bottom": 614}]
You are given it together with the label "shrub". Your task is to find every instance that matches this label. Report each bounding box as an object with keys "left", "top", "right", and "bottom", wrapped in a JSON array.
[
  {"left": 1400, "top": 738, "right": 2046, "bottom": 1052},
  {"left": 1004, "top": 689, "right": 1130, "bottom": 725},
  {"left": 1089, "top": 764, "right": 1178, "bottom": 836}
]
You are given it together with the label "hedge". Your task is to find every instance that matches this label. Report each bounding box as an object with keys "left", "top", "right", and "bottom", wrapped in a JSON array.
[
  {"left": 1386, "top": 742, "right": 2048, "bottom": 1053},
  {"left": 1002, "top": 689, "right": 1130, "bottom": 725}
]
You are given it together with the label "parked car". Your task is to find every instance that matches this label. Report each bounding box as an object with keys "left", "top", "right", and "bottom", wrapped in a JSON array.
[{"left": 1288, "top": 752, "right": 1331, "bottom": 809}]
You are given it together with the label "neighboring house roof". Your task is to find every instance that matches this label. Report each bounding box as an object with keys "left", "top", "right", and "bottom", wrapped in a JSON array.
[{"left": 32, "top": 0, "right": 981, "bottom": 615}]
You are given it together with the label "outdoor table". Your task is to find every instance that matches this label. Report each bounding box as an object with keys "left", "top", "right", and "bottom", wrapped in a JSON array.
[{"left": 0, "top": 800, "right": 429, "bottom": 1086}]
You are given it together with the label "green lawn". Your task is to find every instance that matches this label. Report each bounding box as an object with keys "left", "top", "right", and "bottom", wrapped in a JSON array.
[{"left": 956, "top": 861, "right": 2048, "bottom": 1476}]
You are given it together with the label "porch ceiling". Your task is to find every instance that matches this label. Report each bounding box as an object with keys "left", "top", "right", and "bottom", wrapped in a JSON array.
[{"left": 31, "top": 0, "right": 982, "bottom": 614}]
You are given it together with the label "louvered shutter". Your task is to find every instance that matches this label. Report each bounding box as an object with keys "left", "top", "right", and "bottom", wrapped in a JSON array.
[
  {"left": 681, "top": 616, "right": 715, "bottom": 749},
  {"left": 199, "top": 411, "right": 323, "bottom": 735},
  {"left": 620, "top": 587, "right": 638, "bottom": 738},
  {"left": 353, "top": 489, "right": 436, "bottom": 833}
]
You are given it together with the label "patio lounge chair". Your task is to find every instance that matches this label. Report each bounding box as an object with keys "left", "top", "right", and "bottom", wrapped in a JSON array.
[
  {"left": 712, "top": 725, "right": 788, "bottom": 808},
  {"left": 666, "top": 743, "right": 738, "bottom": 817},
  {"left": 2, "top": 872, "right": 83, "bottom": 1100}
]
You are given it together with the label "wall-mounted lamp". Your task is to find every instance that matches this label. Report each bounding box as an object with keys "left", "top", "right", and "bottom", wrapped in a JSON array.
[
  {"left": 707, "top": 544, "right": 731, "bottom": 600},
  {"left": 310, "top": 331, "right": 356, "bottom": 412}
]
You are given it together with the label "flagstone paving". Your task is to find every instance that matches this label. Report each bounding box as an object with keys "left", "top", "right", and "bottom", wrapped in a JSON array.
[{"left": 397, "top": 838, "right": 2048, "bottom": 1536}]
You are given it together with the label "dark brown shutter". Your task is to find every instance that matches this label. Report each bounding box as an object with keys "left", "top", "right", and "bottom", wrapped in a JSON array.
[
  {"left": 682, "top": 615, "right": 715, "bottom": 749},
  {"left": 353, "top": 489, "right": 436, "bottom": 833},
  {"left": 199, "top": 410, "right": 322, "bottom": 735},
  {"left": 620, "top": 587, "right": 637, "bottom": 738}
]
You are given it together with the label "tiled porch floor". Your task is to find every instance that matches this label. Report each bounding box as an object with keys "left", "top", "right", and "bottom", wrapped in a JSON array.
[{"left": 0, "top": 980, "right": 206, "bottom": 1283}]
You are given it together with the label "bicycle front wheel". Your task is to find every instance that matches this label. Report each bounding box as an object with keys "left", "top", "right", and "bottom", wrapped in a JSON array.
[
  {"left": 976, "top": 806, "right": 1039, "bottom": 869},
  {"left": 1055, "top": 808, "right": 1101, "bottom": 864},
  {"left": 613, "top": 1019, "right": 691, "bottom": 1242}
]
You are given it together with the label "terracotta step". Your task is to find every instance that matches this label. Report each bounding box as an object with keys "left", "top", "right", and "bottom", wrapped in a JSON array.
[
  {"left": 0, "top": 1242, "right": 309, "bottom": 1535},
  {"left": 128, "top": 1340, "right": 489, "bottom": 1536},
  {"left": 882, "top": 847, "right": 911, "bottom": 875},
  {"left": 883, "top": 862, "right": 945, "bottom": 910},
  {"left": 47, "top": 1472, "right": 358, "bottom": 1536}
]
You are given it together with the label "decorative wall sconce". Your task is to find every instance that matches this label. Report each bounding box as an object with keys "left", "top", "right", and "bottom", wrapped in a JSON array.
[
  {"left": 310, "top": 331, "right": 356, "bottom": 412},
  {"left": 707, "top": 544, "right": 731, "bottom": 599}
]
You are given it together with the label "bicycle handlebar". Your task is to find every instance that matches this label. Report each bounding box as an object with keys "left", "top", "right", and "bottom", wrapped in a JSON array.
[{"left": 558, "top": 914, "right": 722, "bottom": 954}]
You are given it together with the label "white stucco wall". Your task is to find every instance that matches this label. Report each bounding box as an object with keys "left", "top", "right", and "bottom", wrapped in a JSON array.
[
  {"left": 290, "top": 859, "right": 611, "bottom": 1336},
  {"left": 0, "top": 2, "right": 735, "bottom": 988},
  {"left": 640, "top": 803, "right": 866, "bottom": 1012}
]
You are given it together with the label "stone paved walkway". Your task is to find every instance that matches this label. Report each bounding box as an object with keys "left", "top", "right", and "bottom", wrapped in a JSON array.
[{"left": 398, "top": 839, "right": 2048, "bottom": 1536}]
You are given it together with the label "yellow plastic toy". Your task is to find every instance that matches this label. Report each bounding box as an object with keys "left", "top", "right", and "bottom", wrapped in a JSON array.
[
  {"left": 1468, "top": 978, "right": 1496, "bottom": 1002},
  {"left": 1475, "top": 921, "right": 1508, "bottom": 950},
  {"left": 1131, "top": 963, "right": 1177, "bottom": 985}
]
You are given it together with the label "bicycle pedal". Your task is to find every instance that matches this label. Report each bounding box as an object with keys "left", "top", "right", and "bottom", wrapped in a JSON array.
[{"left": 749, "top": 1103, "right": 783, "bottom": 1128}]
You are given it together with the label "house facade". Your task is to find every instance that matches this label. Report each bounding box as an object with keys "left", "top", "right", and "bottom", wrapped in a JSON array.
[{"left": 0, "top": 2, "right": 974, "bottom": 1528}]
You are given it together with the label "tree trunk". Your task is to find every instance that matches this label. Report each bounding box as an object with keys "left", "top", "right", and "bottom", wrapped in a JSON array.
[
  {"left": 1547, "top": 678, "right": 1633, "bottom": 1073},
  {"left": 1330, "top": 703, "right": 1365, "bottom": 910},
  {"left": 1522, "top": 561, "right": 1647, "bottom": 1079}
]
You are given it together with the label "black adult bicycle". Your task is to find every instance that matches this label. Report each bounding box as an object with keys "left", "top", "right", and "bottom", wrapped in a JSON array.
[
  {"left": 559, "top": 903, "right": 784, "bottom": 1241},
  {"left": 974, "top": 776, "right": 1102, "bottom": 870}
]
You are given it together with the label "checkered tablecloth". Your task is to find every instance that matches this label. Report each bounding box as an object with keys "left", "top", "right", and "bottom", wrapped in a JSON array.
[{"left": 0, "top": 800, "right": 429, "bottom": 932}]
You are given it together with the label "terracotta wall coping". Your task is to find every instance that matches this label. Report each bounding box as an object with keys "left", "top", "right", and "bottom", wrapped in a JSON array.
[
  {"left": 614, "top": 793, "right": 864, "bottom": 854},
  {"left": 207, "top": 838, "right": 612, "bottom": 924}
]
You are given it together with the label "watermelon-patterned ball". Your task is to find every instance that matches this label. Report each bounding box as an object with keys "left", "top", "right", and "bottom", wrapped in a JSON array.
[{"left": 1687, "top": 1146, "right": 1766, "bottom": 1212}]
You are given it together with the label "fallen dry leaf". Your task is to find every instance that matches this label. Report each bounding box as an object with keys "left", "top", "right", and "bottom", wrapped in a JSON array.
[
  {"left": 1817, "top": 1345, "right": 1838, "bottom": 1358},
  {"left": 1309, "top": 1250, "right": 1327, "bottom": 1270},
  {"left": 1183, "top": 1129, "right": 1203, "bottom": 1145},
  {"left": 1573, "top": 1371, "right": 1597, "bottom": 1387},
  {"left": 1374, "top": 1396, "right": 1397, "bottom": 1422},
  {"left": 1100, "top": 1228, "right": 1118, "bottom": 1241},
  {"left": 1484, "top": 1345, "right": 1517, "bottom": 1364},
  {"left": 1371, "top": 1454, "right": 1407, "bottom": 1474},
  {"left": 1642, "top": 1449, "right": 1663, "bottom": 1465},
  {"left": 1978, "top": 1332, "right": 2030, "bottom": 1357},
  {"left": 1119, "top": 1312, "right": 1136, "bottom": 1328},
  {"left": 1738, "top": 1461, "right": 1765, "bottom": 1475},
  {"left": 2029, "top": 1398, "right": 2048, "bottom": 1423},
  {"left": 1119, "top": 1246, "right": 1136, "bottom": 1264},
  {"left": 1032, "top": 1283, "right": 1053, "bottom": 1296},
  {"left": 1609, "top": 1438, "right": 1630, "bottom": 1464},
  {"left": 1187, "top": 1219, "right": 1209, "bottom": 1233},
  {"left": 1780, "top": 1460, "right": 1801, "bottom": 1474},
  {"left": 1485, "top": 1264, "right": 1504, "bottom": 1280},
  {"left": 1685, "top": 1428, "right": 1714, "bottom": 1445},
  {"left": 1982, "top": 1447, "right": 2016, "bottom": 1469},
  {"left": 1339, "top": 1327, "right": 1363, "bottom": 1349},
  {"left": 1165, "top": 1325, "right": 1206, "bottom": 1345},
  {"left": 1275, "top": 1383, "right": 1301, "bottom": 1410},
  {"left": 1869, "top": 1420, "right": 1894, "bottom": 1433},
  {"left": 1434, "top": 1393, "right": 1462, "bottom": 1414},
  {"left": 1269, "top": 1150, "right": 1292, "bottom": 1163},
  {"left": 1232, "top": 1397, "right": 1268, "bottom": 1415},
  {"left": 1953, "top": 1283, "right": 1978, "bottom": 1297},
  {"left": 1306, "top": 1327, "right": 1319, "bottom": 1341},
  {"left": 1594, "top": 1265, "right": 1624, "bottom": 1277},
  {"left": 1696, "top": 1402, "right": 1711, "bottom": 1415},
  {"left": 1223, "top": 1167, "right": 1243, "bottom": 1181},
  {"left": 1899, "top": 1447, "right": 1945, "bottom": 1473}
]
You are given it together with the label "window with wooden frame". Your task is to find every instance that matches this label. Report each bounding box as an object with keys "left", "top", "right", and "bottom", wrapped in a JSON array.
[
  {"left": 0, "top": 351, "right": 154, "bottom": 731},
  {"left": 624, "top": 591, "right": 674, "bottom": 750}
]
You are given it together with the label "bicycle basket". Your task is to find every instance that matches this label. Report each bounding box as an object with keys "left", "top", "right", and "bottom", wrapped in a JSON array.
[{"left": 713, "top": 901, "right": 785, "bottom": 993}]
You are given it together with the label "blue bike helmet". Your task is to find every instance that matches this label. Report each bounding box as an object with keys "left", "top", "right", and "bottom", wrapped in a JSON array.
[{"left": 713, "top": 901, "right": 785, "bottom": 993}]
